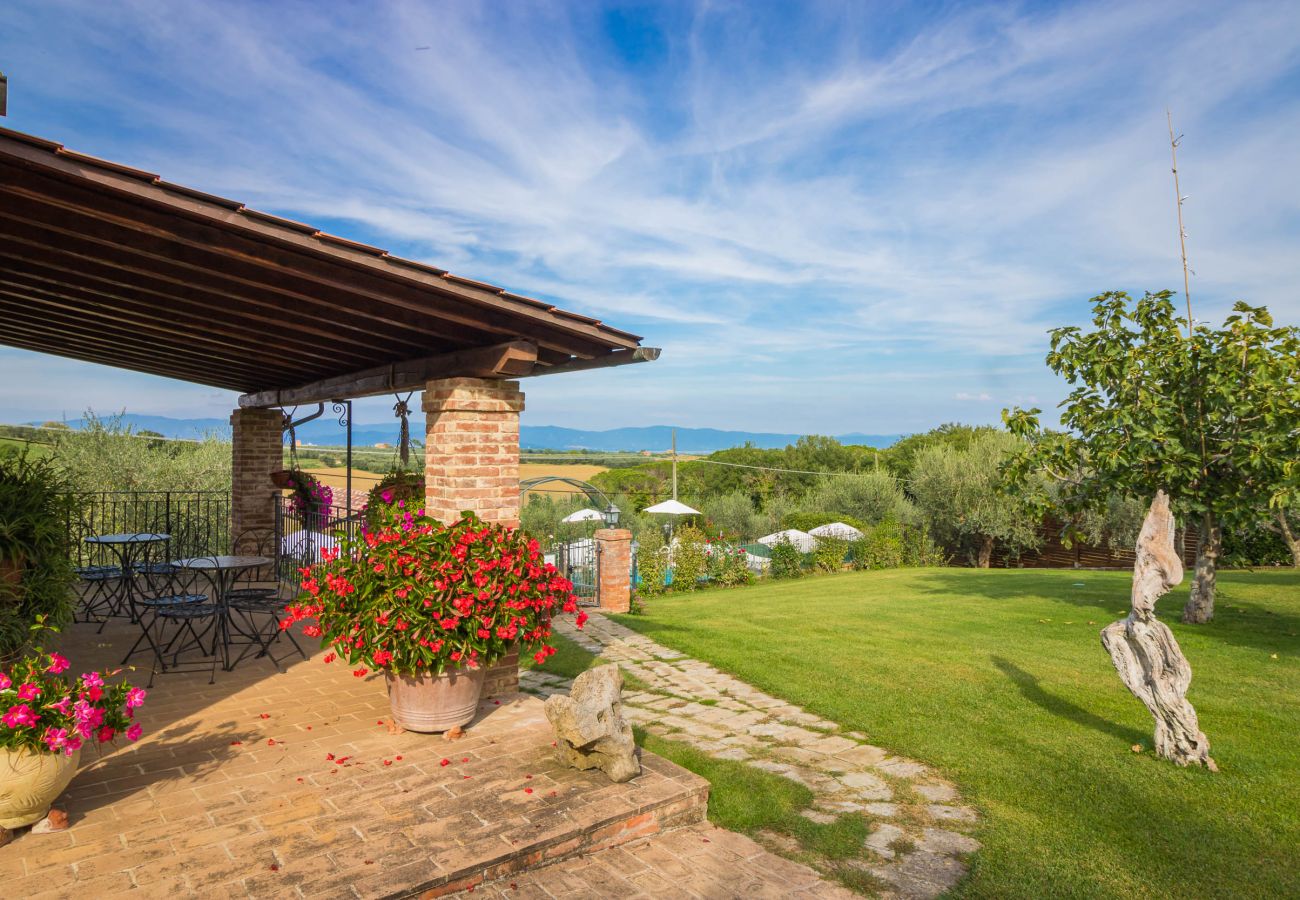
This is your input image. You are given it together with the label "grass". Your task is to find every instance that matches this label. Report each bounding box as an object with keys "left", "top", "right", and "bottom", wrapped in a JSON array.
[{"left": 614, "top": 568, "right": 1300, "bottom": 899}]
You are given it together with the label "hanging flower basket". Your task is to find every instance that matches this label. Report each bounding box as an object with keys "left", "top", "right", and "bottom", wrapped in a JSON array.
[
  {"left": 281, "top": 470, "right": 334, "bottom": 524},
  {"left": 365, "top": 471, "right": 425, "bottom": 528},
  {"left": 269, "top": 470, "right": 296, "bottom": 490}
]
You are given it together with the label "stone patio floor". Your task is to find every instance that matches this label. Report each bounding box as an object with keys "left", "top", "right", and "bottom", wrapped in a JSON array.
[
  {"left": 512, "top": 612, "right": 982, "bottom": 899},
  {"left": 0, "top": 618, "right": 714, "bottom": 899}
]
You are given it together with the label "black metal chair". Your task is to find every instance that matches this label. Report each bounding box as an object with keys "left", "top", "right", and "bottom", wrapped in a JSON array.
[
  {"left": 123, "top": 549, "right": 220, "bottom": 686},
  {"left": 225, "top": 529, "right": 307, "bottom": 671}
]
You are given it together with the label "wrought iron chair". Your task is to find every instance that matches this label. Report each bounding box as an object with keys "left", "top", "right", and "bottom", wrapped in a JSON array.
[
  {"left": 225, "top": 529, "right": 307, "bottom": 670},
  {"left": 122, "top": 548, "right": 219, "bottom": 686}
]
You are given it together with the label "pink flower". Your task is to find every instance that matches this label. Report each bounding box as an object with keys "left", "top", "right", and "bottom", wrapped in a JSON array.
[
  {"left": 97, "top": 726, "right": 116, "bottom": 743},
  {"left": 44, "top": 727, "right": 70, "bottom": 752},
  {"left": 80, "top": 672, "right": 104, "bottom": 689},
  {"left": 0, "top": 673, "right": 9, "bottom": 690},
  {"left": 16, "top": 683, "right": 40, "bottom": 701},
  {"left": 125, "top": 687, "right": 147, "bottom": 709},
  {"left": 3, "top": 704, "right": 40, "bottom": 728},
  {"left": 46, "top": 653, "right": 70, "bottom": 674},
  {"left": 50, "top": 695, "right": 72, "bottom": 716},
  {"left": 125, "top": 723, "right": 143, "bottom": 742}
]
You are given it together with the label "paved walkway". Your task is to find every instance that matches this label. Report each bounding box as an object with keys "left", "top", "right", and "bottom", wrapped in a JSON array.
[{"left": 517, "top": 613, "right": 981, "bottom": 899}]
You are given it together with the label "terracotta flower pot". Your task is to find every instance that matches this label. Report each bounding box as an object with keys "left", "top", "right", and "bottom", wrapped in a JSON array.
[
  {"left": 269, "top": 470, "right": 296, "bottom": 489},
  {"left": 385, "top": 665, "right": 486, "bottom": 733},
  {"left": 0, "top": 746, "right": 81, "bottom": 829}
]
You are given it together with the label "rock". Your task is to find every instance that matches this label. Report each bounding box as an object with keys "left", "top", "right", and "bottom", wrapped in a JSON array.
[
  {"left": 544, "top": 664, "right": 640, "bottom": 783},
  {"left": 864, "top": 822, "right": 907, "bottom": 859},
  {"left": 917, "top": 827, "right": 981, "bottom": 855},
  {"left": 1101, "top": 491, "right": 1216, "bottom": 770},
  {"left": 913, "top": 783, "right": 958, "bottom": 803}
]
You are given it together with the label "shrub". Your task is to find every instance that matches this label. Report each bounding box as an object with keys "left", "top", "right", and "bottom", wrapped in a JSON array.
[
  {"left": 0, "top": 453, "right": 81, "bottom": 659},
  {"left": 282, "top": 505, "right": 585, "bottom": 674},
  {"left": 702, "top": 491, "right": 764, "bottom": 540},
  {"left": 707, "top": 541, "right": 755, "bottom": 587},
  {"left": 812, "top": 536, "right": 849, "bottom": 573},
  {"left": 799, "top": 472, "right": 916, "bottom": 526},
  {"left": 852, "top": 520, "right": 904, "bottom": 570},
  {"left": 783, "top": 512, "right": 869, "bottom": 534},
  {"left": 901, "top": 524, "right": 947, "bottom": 566},
  {"left": 635, "top": 527, "right": 670, "bottom": 597},
  {"left": 671, "top": 525, "right": 709, "bottom": 591},
  {"left": 769, "top": 537, "right": 804, "bottom": 579}
]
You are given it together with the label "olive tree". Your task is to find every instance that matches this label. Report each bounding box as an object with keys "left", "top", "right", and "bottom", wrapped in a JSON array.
[
  {"left": 911, "top": 430, "right": 1042, "bottom": 567},
  {"left": 1005, "top": 291, "right": 1300, "bottom": 623}
]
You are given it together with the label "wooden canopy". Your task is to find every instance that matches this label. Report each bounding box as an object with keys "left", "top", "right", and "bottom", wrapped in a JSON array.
[{"left": 0, "top": 127, "right": 656, "bottom": 407}]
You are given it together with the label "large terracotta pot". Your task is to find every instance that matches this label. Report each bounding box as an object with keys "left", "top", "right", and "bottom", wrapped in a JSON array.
[
  {"left": 0, "top": 746, "right": 81, "bottom": 829},
  {"left": 385, "top": 665, "right": 486, "bottom": 733}
]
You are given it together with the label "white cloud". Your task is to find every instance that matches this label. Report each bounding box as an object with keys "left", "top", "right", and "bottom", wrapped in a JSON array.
[{"left": 0, "top": 0, "right": 1297, "bottom": 432}]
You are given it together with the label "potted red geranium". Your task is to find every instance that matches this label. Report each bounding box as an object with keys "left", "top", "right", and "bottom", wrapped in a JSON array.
[
  {"left": 0, "top": 641, "right": 147, "bottom": 835},
  {"left": 281, "top": 502, "right": 585, "bottom": 732}
]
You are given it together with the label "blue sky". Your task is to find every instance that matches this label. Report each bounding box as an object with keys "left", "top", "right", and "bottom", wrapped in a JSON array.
[{"left": 2, "top": 0, "right": 1298, "bottom": 437}]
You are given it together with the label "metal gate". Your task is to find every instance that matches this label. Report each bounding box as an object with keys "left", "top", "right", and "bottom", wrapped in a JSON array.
[{"left": 548, "top": 537, "right": 601, "bottom": 606}]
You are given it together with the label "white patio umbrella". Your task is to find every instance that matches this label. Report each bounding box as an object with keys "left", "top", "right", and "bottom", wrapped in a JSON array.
[
  {"left": 809, "top": 522, "right": 864, "bottom": 541},
  {"left": 561, "top": 508, "right": 606, "bottom": 524},
  {"left": 642, "top": 499, "right": 701, "bottom": 516},
  {"left": 756, "top": 529, "right": 817, "bottom": 554}
]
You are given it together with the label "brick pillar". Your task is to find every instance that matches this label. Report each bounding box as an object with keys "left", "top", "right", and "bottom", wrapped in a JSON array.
[
  {"left": 230, "top": 408, "right": 283, "bottom": 542},
  {"left": 595, "top": 528, "right": 633, "bottom": 613},
  {"left": 422, "top": 378, "right": 525, "bottom": 527},
  {"left": 423, "top": 377, "right": 524, "bottom": 697}
]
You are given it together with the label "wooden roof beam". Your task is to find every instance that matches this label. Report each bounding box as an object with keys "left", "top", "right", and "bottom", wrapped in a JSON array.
[{"left": 240, "top": 341, "right": 539, "bottom": 408}]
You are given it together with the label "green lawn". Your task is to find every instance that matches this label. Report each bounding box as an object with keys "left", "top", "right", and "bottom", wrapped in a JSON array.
[{"left": 614, "top": 568, "right": 1300, "bottom": 899}]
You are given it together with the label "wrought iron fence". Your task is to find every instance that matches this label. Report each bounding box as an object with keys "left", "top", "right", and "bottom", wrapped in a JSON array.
[
  {"left": 275, "top": 497, "right": 363, "bottom": 564},
  {"left": 547, "top": 537, "right": 599, "bottom": 605},
  {"left": 70, "top": 491, "right": 232, "bottom": 567}
]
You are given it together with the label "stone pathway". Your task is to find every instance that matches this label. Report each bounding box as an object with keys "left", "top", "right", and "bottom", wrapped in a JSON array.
[{"left": 518, "top": 613, "right": 981, "bottom": 899}]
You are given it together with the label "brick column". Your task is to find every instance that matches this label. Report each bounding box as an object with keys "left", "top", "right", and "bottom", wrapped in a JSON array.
[
  {"left": 423, "top": 377, "right": 525, "bottom": 697},
  {"left": 422, "top": 378, "right": 525, "bottom": 527},
  {"left": 594, "top": 528, "right": 633, "bottom": 613},
  {"left": 230, "top": 408, "right": 283, "bottom": 541}
]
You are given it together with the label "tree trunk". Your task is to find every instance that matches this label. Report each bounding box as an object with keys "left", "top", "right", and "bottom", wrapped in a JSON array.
[
  {"left": 1181, "top": 513, "right": 1220, "bottom": 624},
  {"left": 976, "top": 535, "right": 994, "bottom": 568},
  {"left": 1102, "top": 491, "right": 1216, "bottom": 770},
  {"left": 1276, "top": 513, "right": 1300, "bottom": 568}
]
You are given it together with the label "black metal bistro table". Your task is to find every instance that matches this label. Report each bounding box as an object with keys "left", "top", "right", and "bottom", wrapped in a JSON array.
[
  {"left": 171, "top": 555, "right": 273, "bottom": 671},
  {"left": 81, "top": 532, "right": 170, "bottom": 623}
]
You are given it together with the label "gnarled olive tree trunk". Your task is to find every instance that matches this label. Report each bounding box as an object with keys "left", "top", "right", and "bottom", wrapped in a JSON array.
[
  {"left": 1272, "top": 513, "right": 1300, "bottom": 568},
  {"left": 1182, "top": 513, "right": 1220, "bottom": 624},
  {"left": 1101, "top": 491, "right": 1216, "bottom": 770},
  {"left": 976, "top": 534, "right": 994, "bottom": 568}
]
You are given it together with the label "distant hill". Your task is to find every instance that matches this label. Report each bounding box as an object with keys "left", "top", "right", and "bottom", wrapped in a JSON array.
[{"left": 26, "top": 414, "right": 902, "bottom": 452}]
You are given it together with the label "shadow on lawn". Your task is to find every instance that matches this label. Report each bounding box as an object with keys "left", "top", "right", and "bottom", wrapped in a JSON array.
[
  {"left": 913, "top": 570, "right": 1300, "bottom": 657},
  {"left": 991, "top": 656, "right": 1147, "bottom": 747}
]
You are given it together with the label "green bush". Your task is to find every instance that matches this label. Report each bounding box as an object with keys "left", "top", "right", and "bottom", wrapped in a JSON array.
[
  {"left": 707, "top": 542, "right": 755, "bottom": 587},
  {"left": 671, "top": 525, "right": 709, "bottom": 590},
  {"left": 635, "top": 527, "right": 669, "bottom": 597},
  {"left": 0, "top": 452, "right": 82, "bottom": 659},
  {"left": 812, "top": 536, "right": 849, "bottom": 573},
  {"left": 782, "top": 511, "right": 868, "bottom": 534},
  {"left": 852, "top": 520, "right": 904, "bottom": 570},
  {"left": 769, "top": 537, "right": 804, "bottom": 579}
]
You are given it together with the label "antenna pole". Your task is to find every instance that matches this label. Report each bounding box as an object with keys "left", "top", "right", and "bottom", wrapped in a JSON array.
[
  {"left": 671, "top": 428, "right": 678, "bottom": 501},
  {"left": 1167, "top": 110, "right": 1194, "bottom": 335}
]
